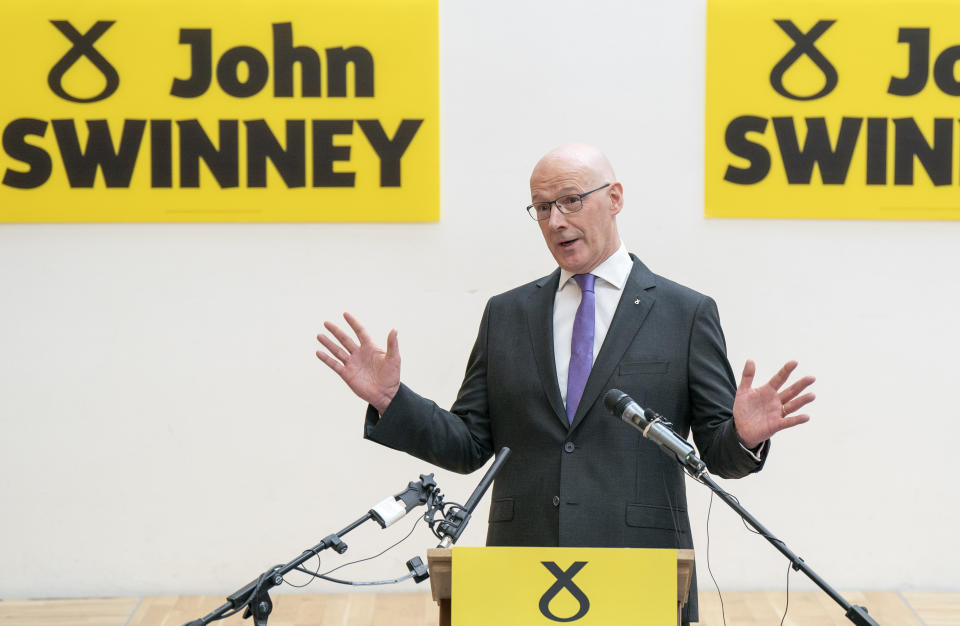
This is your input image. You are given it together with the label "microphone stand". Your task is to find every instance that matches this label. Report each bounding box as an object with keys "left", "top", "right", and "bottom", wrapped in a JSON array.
[
  {"left": 694, "top": 471, "right": 878, "bottom": 626},
  {"left": 604, "top": 390, "right": 880, "bottom": 626},
  {"left": 182, "top": 475, "right": 437, "bottom": 626}
]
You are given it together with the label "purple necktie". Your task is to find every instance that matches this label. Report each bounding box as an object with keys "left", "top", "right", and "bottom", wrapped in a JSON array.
[{"left": 566, "top": 273, "right": 596, "bottom": 423}]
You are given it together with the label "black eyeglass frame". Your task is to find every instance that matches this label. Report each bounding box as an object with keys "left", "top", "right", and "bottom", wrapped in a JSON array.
[{"left": 525, "top": 183, "right": 611, "bottom": 221}]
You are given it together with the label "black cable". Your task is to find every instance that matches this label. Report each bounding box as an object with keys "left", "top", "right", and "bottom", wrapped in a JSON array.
[
  {"left": 286, "top": 515, "right": 422, "bottom": 587},
  {"left": 661, "top": 473, "right": 683, "bottom": 549},
  {"left": 425, "top": 501, "right": 464, "bottom": 541},
  {"left": 722, "top": 491, "right": 762, "bottom": 535},
  {"left": 320, "top": 515, "right": 422, "bottom": 577},
  {"left": 283, "top": 548, "right": 323, "bottom": 589},
  {"left": 780, "top": 560, "right": 791, "bottom": 626},
  {"left": 216, "top": 568, "right": 280, "bottom": 621},
  {"left": 705, "top": 490, "right": 728, "bottom": 626},
  {"left": 689, "top": 468, "right": 802, "bottom": 626},
  {"left": 688, "top": 468, "right": 793, "bottom": 551}
]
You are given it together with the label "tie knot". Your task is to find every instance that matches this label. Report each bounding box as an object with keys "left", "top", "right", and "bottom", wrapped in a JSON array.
[{"left": 573, "top": 273, "right": 596, "bottom": 294}]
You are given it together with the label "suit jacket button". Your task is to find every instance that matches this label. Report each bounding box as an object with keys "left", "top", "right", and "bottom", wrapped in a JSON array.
[
  {"left": 564, "top": 442, "right": 575, "bottom": 453},
  {"left": 552, "top": 496, "right": 560, "bottom": 506}
]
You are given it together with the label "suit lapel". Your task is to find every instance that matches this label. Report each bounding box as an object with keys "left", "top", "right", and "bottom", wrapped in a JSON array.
[
  {"left": 570, "top": 257, "right": 657, "bottom": 430},
  {"left": 527, "top": 269, "right": 569, "bottom": 428}
]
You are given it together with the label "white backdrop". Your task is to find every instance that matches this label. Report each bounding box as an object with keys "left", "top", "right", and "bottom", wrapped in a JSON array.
[{"left": 1, "top": 0, "right": 958, "bottom": 600}]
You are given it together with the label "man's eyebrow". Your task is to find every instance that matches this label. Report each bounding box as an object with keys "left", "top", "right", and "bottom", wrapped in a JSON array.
[{"left": 532, "top": 188, "right": 581, "bottom": 202}]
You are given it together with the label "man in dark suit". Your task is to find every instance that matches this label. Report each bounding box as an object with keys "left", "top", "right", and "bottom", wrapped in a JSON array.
[{"left": 316, "top": 143, "right": 815, "bottom": 623}]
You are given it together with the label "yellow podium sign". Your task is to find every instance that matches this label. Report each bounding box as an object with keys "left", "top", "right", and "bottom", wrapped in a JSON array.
[{"left": 451, "top": 547, "right": 675, "bottom": 626}]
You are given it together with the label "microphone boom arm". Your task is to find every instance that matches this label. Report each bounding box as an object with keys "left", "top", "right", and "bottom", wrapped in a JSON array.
[
  {"left": 602, "top": 389, "right": 879, "bottom": 626},
  {"left": 182, "top": 474, "right": 439, "bottom": 626},
  {"left": 436, "top": 447, "right": 511, "bottom": 548}
]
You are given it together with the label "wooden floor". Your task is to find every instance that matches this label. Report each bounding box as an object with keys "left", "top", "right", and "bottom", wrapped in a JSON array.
[{"left": 0, "top": 591, "right": 956, "bottom": 625}]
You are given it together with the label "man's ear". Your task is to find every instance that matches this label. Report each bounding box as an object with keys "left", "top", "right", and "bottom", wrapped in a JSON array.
[{"left": 608, "top": 182, "right": 624, "bottom": 216}]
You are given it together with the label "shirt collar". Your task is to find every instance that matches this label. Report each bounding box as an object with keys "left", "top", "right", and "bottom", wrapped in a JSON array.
[{"left": 558, "top": 243, "right": 632, "bottom": 292}]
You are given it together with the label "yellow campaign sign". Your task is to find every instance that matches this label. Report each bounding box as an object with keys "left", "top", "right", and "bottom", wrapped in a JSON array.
[
  {"left": 451, "top": 547, "right": 675, "bottom": 626},
  {"left": 0, "top": 0, "right": 438, "bottom": 222},
  {"left": 706, "top": 0, "right": 960, "bottom": 220}
]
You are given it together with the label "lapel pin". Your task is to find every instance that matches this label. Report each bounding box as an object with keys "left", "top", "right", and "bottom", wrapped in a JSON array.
[{"left": 634, "top": 299, "right": 640, "bottom": 305}]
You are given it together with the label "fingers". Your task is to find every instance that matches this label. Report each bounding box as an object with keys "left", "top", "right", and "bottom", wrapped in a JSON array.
[
  {"left": 385, "top": 328, "right": 399, "bottom": 360},
  {"left": 343, "top": 312, "right": 373, "bottom": 345},
  {"left": 317, "top": 313, "right": 395, "bottom": 366},
  {"left": 781, "top": 391, "right": 815, "bottom": 416},
  {"left": 778, "top": 414, "right": 810, "bottom": 431},
  {"left": 738, "top": 359, "right": 756, "bottom": 392},
  {"left": 766, "top": 360, "right": 798, "bottom": 390},
  {"left": 317, "top": 333, "right": 350, "bottom": 365},
  {"left": 315, "top": 348, "right": 344, "bottom": 374},
  {"left": 323, "top": 319, "right": 360, "bottom": 353},
  {"left": 316, "top": 314, "right": 362, "bottom": 373},
  {"left": 778, "top": 374, "right": 817, "bottom": 403}
]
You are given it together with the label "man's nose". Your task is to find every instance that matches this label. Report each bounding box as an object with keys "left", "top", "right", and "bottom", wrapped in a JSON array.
[{"left": 547, "top": 203, "right": 568, "bottom": 229}]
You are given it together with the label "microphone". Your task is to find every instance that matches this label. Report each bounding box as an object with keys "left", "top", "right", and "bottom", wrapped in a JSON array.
[
  {"left": 603, "top": 389, "right": 705, "bottom": 474},
  {"left": 369, "top": 474, "right": 438, "bottom": 528}
]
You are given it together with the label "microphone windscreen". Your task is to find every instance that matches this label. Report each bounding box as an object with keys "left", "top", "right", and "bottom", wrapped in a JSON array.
[{"left": 603, "top": 388, "right": 630, "bottom": 415}]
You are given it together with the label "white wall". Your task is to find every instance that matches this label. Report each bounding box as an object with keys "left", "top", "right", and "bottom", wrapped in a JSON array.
[{"left": 1, "top": 0, "right": 958, "bottom": 600}]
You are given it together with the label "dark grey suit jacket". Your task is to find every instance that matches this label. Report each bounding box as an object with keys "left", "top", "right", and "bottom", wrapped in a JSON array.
[{"left": 365, "top": 256, "right": 766, "bottom": 622}]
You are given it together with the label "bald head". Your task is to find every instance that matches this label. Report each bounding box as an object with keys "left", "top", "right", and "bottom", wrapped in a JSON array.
[
  {"left": 529, "top": 143, "right": 623, "bottom": 274},
  {"left": 530, "top": 143, "right": 616, "bottom": 189}
]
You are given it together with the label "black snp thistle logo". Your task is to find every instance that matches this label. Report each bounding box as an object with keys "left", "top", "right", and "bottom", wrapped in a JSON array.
[
  {"left": 539, "top": 561, "right": 590, "bottom": 622},
  {"left": 48, "top": 20, "right": 119, "bottom": 103},
  {"left": 770, "top": 19, "right": 838, "bottom": 100}
]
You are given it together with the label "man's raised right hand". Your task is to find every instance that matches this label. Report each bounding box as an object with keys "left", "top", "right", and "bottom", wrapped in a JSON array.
[{"left": 316, "top": 312, "right": 401, "bottom": 414}]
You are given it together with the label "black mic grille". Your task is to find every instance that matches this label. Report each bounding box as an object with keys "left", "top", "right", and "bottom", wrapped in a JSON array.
[{"left": 603, "top": 388, "right": 632, "bottom": 416}]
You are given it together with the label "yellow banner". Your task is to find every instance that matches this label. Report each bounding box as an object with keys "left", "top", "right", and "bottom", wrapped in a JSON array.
[
  {"left": 706, "top": 0, "right": 960, "bottom": 220},
  {"left": 0, "top": 0, "right": 438, "bottom": 222},
  {"left": 451, "top": 547, "right": 675, "bottom": 626}
]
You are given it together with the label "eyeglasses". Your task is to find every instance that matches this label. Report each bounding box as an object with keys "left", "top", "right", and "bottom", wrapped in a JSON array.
[{"left": 525, "top": 183, "right": 610, "bottom": 221}]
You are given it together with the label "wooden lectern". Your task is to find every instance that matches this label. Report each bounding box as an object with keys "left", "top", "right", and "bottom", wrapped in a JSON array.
[{"left": 426, "top": 548, "right": 695, "bottom": 626}]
